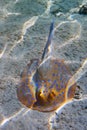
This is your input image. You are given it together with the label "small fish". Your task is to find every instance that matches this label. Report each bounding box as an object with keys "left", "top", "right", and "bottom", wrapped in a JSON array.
[{"left": 17, "top": 21, "right": 76, "bottom": 112}]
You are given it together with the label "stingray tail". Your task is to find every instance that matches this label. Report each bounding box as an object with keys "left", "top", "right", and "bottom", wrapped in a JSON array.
[{"left": 41, "top": 20, "right": 54, "bottom": 60}]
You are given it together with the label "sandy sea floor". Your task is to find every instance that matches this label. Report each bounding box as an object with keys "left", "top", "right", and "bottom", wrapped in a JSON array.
[{"left": 0, "top": 0, "right": 87, "bottom": 130}]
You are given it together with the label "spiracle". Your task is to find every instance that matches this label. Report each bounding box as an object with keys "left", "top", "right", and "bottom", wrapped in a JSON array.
[{"left": 17, "top": 21, "right": 76, "bottom": 112}]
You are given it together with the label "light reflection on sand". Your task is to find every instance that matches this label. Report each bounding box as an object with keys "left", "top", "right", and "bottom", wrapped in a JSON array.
[
  {"left": 43, "top": 0, "right": 53, "bottom": 16},
  {"left": 0, "top": 43, "right": 8, "bottom": 59},
  {"left": 54, "top": 20, "right": 81, "bottom": 49},
  {"left": 49, "top": 101, "right": 73, "bottom": 129},
  {"left": 1, "top": 8, "right": 21, "bottom": 18},
  {"left": 8, "top": 16, "right": 38, "bottom": 55},
  {"left": 14, "top": 0, "right": 19, "bottom": 4},
  {"left": 0, "top": 108, "right": 29, "bottom": 127},
  {"left": 49, "top": 94, "right": 87, "bottom": 129},
  {"left": 0, "top": 0, "right": 20, "bottom": 18},
  {"left": 66, "top": 58, "right": 87, "bottom": 96}
]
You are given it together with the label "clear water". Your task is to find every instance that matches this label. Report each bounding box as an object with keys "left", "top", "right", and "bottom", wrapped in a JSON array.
[{"left": 0, "top": 0, "right": 87, "bottom": 130}]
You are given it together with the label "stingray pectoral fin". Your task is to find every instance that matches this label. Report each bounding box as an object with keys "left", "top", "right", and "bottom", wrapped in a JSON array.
[
  {"left": 17, "top": 59, "right": 40, "bottom": 108},
  {"left": 17, "top": 81, "right": 36, "bottom": 108},
  {"left": 41, "top": 20, "right": 54, "bottom": 60}
]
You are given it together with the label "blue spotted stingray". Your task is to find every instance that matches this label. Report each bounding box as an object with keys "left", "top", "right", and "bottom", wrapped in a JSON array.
[{"left": 17, "top": 21, "right": 76, "bottom": 112}]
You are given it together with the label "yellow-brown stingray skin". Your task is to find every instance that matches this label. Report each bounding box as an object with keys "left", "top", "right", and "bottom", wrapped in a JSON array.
[
  {"left": 17, "top": 59, "right": 40, "bottom": 108},
  {"left": 17, "top": 57, "right": 76, "bottom": 112}
]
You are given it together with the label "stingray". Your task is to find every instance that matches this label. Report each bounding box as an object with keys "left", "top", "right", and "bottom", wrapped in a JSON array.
[{"left": 17, "top": 21, "right": 76, "bottom": 112}]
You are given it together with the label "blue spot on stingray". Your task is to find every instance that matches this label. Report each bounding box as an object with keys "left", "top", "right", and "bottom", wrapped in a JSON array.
[
  {"left": 59, "top": 75, "right": 63, "bottom": 81},
  {"left": 62, "top": 91, "right": 64, "bottom": 95},
  {"left": 57, "top": 62, "right": 61, "bottom": 67},
  {"left": 61, "top": 83, "right": 65, "bottom": 88},
  {"left": 54, "top": 61, "right": 58, "bottom": 64},
  {"left": 21, "top": 87, "right": 25, "bottom": 94},
  {"left": 52, "top": 73, "right": 55, "bottom": 76},
  {"left": 27, "top": 96, "right": 33, "bottom": 104},
  {"left": 35, "top": 82, "right": 39, "bottom": 88},
  {"left": 44, "top": 84, "right": 47, "bottom": 88},
  {"left": 30, "top": 82, "right": 33, "bottom": 85},
  {"left": 25, "top": 78, "right": 29, "bottom": 85},
  {"left": 48, "top": 79, "right": 51, "bottom": 83},
  {"left": 21, "top": 82, "right": 25, "bottom": 87},
  {"left": 56, "top": 83, "right": 58, "bottom": 87},
  {"left": 50, "top": 80, "right": 56, "bottom": 89}
]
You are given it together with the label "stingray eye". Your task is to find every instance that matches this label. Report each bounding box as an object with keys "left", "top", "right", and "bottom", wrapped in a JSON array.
[{"left": 47, "top": 91, "right": 56, "bottom": 102}]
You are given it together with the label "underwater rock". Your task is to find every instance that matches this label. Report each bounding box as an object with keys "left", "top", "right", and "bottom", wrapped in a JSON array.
[{"left": 79, "top": 4, "right": 87, "bottom": 14}]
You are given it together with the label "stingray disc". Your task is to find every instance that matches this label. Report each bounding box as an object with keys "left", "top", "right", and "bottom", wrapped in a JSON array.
[{"left": 17, "top": 57, "right": 76, "bottom": 112}]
